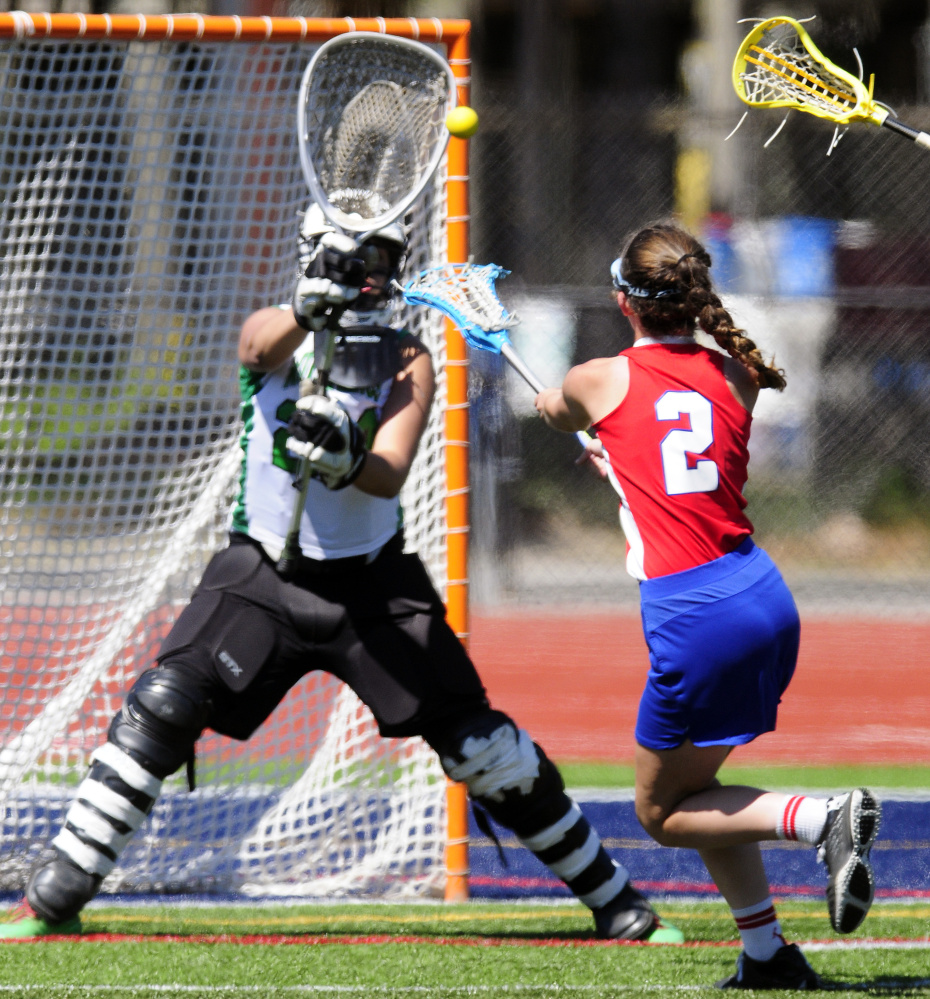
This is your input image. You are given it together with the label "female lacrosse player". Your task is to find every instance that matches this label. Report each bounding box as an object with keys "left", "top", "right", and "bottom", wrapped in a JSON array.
[
  {"left": 0, "top": 207, "right": 681, "bottom": 947},
  {"left": 535, "top": 221, "right": 881, "bottom": 991}
]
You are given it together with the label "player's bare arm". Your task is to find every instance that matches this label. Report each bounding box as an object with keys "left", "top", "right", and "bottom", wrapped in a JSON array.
[
  {"left": 354, "top": 337, "right": 435, "bottom": 499},
  {"left": 723, "top": 355, "right": 760, "bottom": 414},
  {"left": 536, "top": 356, "right": 629, "bottom": 431},
  {"left": 238, "top": 306, "right": 308, "bottom": 372}
]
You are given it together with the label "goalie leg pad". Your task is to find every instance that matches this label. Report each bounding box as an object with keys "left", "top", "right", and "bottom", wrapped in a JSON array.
[
  {"left": 435, "top": 712, "right": 629, "bottom": 912},
  {"left": 46, "top": 667, "right": 210, "bottom": 893}
]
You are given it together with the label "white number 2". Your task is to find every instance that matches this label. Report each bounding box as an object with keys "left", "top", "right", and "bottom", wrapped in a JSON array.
[{"left": 656, "top": 391, "right": 719, "bottom": 496}]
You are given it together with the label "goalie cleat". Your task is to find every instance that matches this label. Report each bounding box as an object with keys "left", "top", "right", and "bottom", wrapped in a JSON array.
[
  {"left": 592, "top": 881, "right": 684, "bottom": 944},
  {"left": 0, "top": 899, "right": 82, "bottom": 939},
  {"left": 716, "top": 943, "right": 820, "bottom": 990},
  {"left": 27, "top": 855, "right": 102, "bottom": 926},
  {"left": 818, "top": 787, "right": 881, "bottom": 934}
]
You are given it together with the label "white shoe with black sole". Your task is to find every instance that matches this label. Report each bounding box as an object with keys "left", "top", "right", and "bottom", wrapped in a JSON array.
[{"left": 818, "top": 787, "right": 882, "bottom": 934}]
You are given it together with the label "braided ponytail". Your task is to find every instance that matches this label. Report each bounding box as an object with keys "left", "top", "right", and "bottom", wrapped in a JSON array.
[
  {"left": 695, "top": 294, "right": 786, "bottom": 391},
  {"left": 617, "top": 223, "right": 786, "bottom": 391}
]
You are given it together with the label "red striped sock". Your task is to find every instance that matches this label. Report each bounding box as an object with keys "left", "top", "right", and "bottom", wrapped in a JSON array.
[
  {"left": 732, "top": 899, "right": 786, "bottom": 962},
  {"left": 777, "top": 794, "right": 829, "bottom": 844}
]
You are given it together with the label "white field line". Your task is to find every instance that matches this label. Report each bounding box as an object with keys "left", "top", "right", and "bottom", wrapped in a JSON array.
[
  {"left": 0, "top": 988, "right": 709, "bottom": 994},
  {"left": 804, "top": 938, "right": 930, "bottom": 950},
  {"left": 5, "top": 987, "right": 930, "bottom": 995}
]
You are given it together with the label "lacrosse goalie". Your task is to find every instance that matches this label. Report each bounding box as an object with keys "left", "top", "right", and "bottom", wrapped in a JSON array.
[{"left": 0, "top": 205, "right": 683, "bottom": 946}]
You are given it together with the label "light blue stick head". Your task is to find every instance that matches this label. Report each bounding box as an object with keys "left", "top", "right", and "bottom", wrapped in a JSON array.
[{"left": 403, "top": 263, "right": 518, "bottom": 355}]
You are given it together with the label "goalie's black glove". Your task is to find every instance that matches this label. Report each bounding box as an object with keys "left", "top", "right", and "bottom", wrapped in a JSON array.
[
  {"left": 292, "top": 232, "right": 370, "bottom": 332},
  {"left": 285, "top": 394, "right": 367, "bottom": 490}
]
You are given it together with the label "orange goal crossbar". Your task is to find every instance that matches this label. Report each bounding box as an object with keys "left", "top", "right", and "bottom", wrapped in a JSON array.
[
  {"left": 0, "top": 11, "right": 473, "bottom": 904},
  {"left": 0, "top": 12, "right": 470, "bottom": 44}
]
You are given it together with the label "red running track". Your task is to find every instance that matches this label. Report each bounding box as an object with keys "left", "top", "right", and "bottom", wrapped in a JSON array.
[
  {"left": 4, "top": 606, "right": 927, "bottom": 766},
  {"left": 469, "top": 612, "right": 930, "bottom": 765}
]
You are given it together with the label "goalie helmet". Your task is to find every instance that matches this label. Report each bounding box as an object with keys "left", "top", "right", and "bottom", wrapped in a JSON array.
[{"left": 297, "top": 204, "right": 407, "bottom": 312}]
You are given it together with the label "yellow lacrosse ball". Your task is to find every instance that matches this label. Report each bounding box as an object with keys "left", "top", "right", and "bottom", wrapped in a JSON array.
[{"left": 446, "top": 106, "right": 479, "bottom": 138}]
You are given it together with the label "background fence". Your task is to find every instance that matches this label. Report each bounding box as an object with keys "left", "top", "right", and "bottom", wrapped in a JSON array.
[{"left": 465, "top": 90, "right": 930, "bottom": 620}]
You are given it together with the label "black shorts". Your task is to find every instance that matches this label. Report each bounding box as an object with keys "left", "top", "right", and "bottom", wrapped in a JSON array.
[{"left": 156, "top": 533, "right": 489, "bottom": 741}]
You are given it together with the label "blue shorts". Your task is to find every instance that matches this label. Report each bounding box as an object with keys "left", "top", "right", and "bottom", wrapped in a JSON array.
[{"left": 635, "top": 538, "right": 800, "bottom": 751}]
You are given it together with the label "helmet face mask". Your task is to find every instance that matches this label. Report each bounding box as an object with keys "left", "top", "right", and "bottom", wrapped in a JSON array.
[
  {"left": 297, "top": 204, "right": 407, "bottom": 312},
  {"left": 355, "top": 233, "right": 406, "bottom": 311}
]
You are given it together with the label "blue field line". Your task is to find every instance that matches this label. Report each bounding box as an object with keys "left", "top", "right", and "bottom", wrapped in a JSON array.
[
  {"left": 2, "top": 793, "right": 927, "bottom": 904},
  {"left": 468, "top": 795, "right": 930, "bottom": 902}
]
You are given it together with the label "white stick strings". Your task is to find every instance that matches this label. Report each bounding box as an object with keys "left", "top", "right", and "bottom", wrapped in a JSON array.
[
  {"left": 403, "top": 263, "right": 519, "bottom": 349},
  {"left": 738, "top": 21, "right": 861, "bottom": 120}
]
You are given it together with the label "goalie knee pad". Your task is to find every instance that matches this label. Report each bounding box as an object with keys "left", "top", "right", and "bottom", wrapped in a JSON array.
[
  {"left": 109, "top": 667, "right": 211, "bottom": 779},
  {"left": 50, "top": 667, "right": 210, "bottom": 884},
  {"left": 436, "top": 712, "right": 567, "bottom": 834},
  {"left": 26, "top": 854, "right": 102, "bottom": 925},
  {"left": 436, "top": 711, "right": 628, "bottom": 913},
  {"left": 437, "top": 711, "right": 545, "bottom": 805}
]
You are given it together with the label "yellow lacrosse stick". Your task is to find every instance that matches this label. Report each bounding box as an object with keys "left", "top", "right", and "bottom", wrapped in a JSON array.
[{"left": 733, "top": 16, "right": 930, "bottom": 150}]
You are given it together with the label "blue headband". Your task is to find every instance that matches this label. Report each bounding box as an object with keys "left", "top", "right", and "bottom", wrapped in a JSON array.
[{"left": 610, "top": 257, "right": 680, "bottom": 300}]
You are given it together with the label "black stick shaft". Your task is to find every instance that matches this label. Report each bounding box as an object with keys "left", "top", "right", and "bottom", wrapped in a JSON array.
[
  {"left": 882, "top": 116, "right": 930, "bottom": 150},
  {"left": 276, "top": 307, "right": 345, "bottom": 580}
]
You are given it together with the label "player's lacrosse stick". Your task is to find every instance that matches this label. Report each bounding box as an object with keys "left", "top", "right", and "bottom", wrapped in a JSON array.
[
  {"left": 278, "top": 31, "right": 457, "bottom": 579},
  {"left": 732, "top": 16, "right": 930, "bottom": 150},
  {"left": 403, "top": 263, "right": 620, "bottom": 494}
]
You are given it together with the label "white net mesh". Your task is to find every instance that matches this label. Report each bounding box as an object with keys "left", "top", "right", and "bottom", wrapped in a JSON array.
[
  {"left": 0, "top": 35, "right": 451, "bottom": 898},
  {"left": 738, "top": 21, "right": 862, "bottom": 121}
]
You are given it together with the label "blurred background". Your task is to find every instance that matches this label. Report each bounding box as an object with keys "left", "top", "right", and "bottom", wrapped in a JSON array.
[
  {"left": 464, "top": 0, "right": 930, "bottom": 618},
  {"left": 460, "top": 0, "right": 930, "bottom": 618},
  {"left": 4, "top": 0, "right": 929, "bottom": 619}
]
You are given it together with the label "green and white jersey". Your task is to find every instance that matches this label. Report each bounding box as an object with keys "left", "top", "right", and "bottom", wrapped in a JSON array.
[{"left": 231, "top": 329, "right": 401, "bottom": 560}]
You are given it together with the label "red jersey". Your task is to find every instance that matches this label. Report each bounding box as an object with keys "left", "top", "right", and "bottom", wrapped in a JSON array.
[{"left": 592, "top": 339, "right": 753, "bottom": 580}]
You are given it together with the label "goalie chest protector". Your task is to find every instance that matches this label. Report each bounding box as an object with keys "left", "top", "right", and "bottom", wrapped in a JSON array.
[
  {"left": 232, "top": 329, "right": 402, "bottom": 560},
  {"left": 592, "top": 341, "right": 754, "bottom": 581}
]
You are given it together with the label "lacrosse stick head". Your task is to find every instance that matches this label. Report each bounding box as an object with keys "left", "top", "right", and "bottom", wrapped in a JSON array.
[
  {"left": 403, "top": 263, "right": 520, "bottom": 354},
  {"left": 732, "top": 16, "right": 888, "bottom": 128},
  {"left": 298, "top": 32, "right": 456, "bottom": 235}
]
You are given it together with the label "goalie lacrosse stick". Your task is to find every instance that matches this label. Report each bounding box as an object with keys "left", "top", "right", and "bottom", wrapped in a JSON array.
[
  {"left": 298, "top": 32, "right": 456, "bottom": 237},
  {"left": 278, "top": 32, "right": 457, "bottom": 579},
  {"left": 403, "top": 263, "right": 621, "bottom": 495},
  {"left": 732, "top": 16, "right": 930, "bottom": 150}
]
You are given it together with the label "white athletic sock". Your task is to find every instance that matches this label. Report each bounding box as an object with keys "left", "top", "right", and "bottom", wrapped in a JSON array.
[
  {"left": 776, "top": 794, "right": 829, "bottom": 845},
  {"left": 732, "top": 898, "right": 786, "bottom": 963}
]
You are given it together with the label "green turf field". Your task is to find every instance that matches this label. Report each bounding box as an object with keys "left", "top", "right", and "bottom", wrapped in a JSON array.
[
  {"left": 1, "top": 901, "right": 929, "bottom": 998},
  {"left": 556, "top": 760, "right": 930, "bottom": 791},
  {"left": 3, "top": 763, "right": 926, "bottom": 997}
]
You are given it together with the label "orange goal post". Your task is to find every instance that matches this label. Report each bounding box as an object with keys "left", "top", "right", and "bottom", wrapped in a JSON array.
[{"left": 0, "top": 13, "right": 471, "bottom": 903}]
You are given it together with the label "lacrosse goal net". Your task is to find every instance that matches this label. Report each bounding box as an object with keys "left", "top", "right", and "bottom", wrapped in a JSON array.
[{"left": 0, "top": 14, "right": 471, "bottom": 900}]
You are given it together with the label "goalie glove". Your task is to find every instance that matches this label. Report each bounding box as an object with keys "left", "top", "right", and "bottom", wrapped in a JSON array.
[
  {"left": 285, "top": 394, "right": 367, "bottom": 490},
  {"left": 292, "top": 232, "right": 369, "bottom": 332}
]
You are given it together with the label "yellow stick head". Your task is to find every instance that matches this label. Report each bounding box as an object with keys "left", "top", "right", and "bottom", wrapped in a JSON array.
[{"left": 732, "top": 16, "right": 888, "bottom": 128}]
